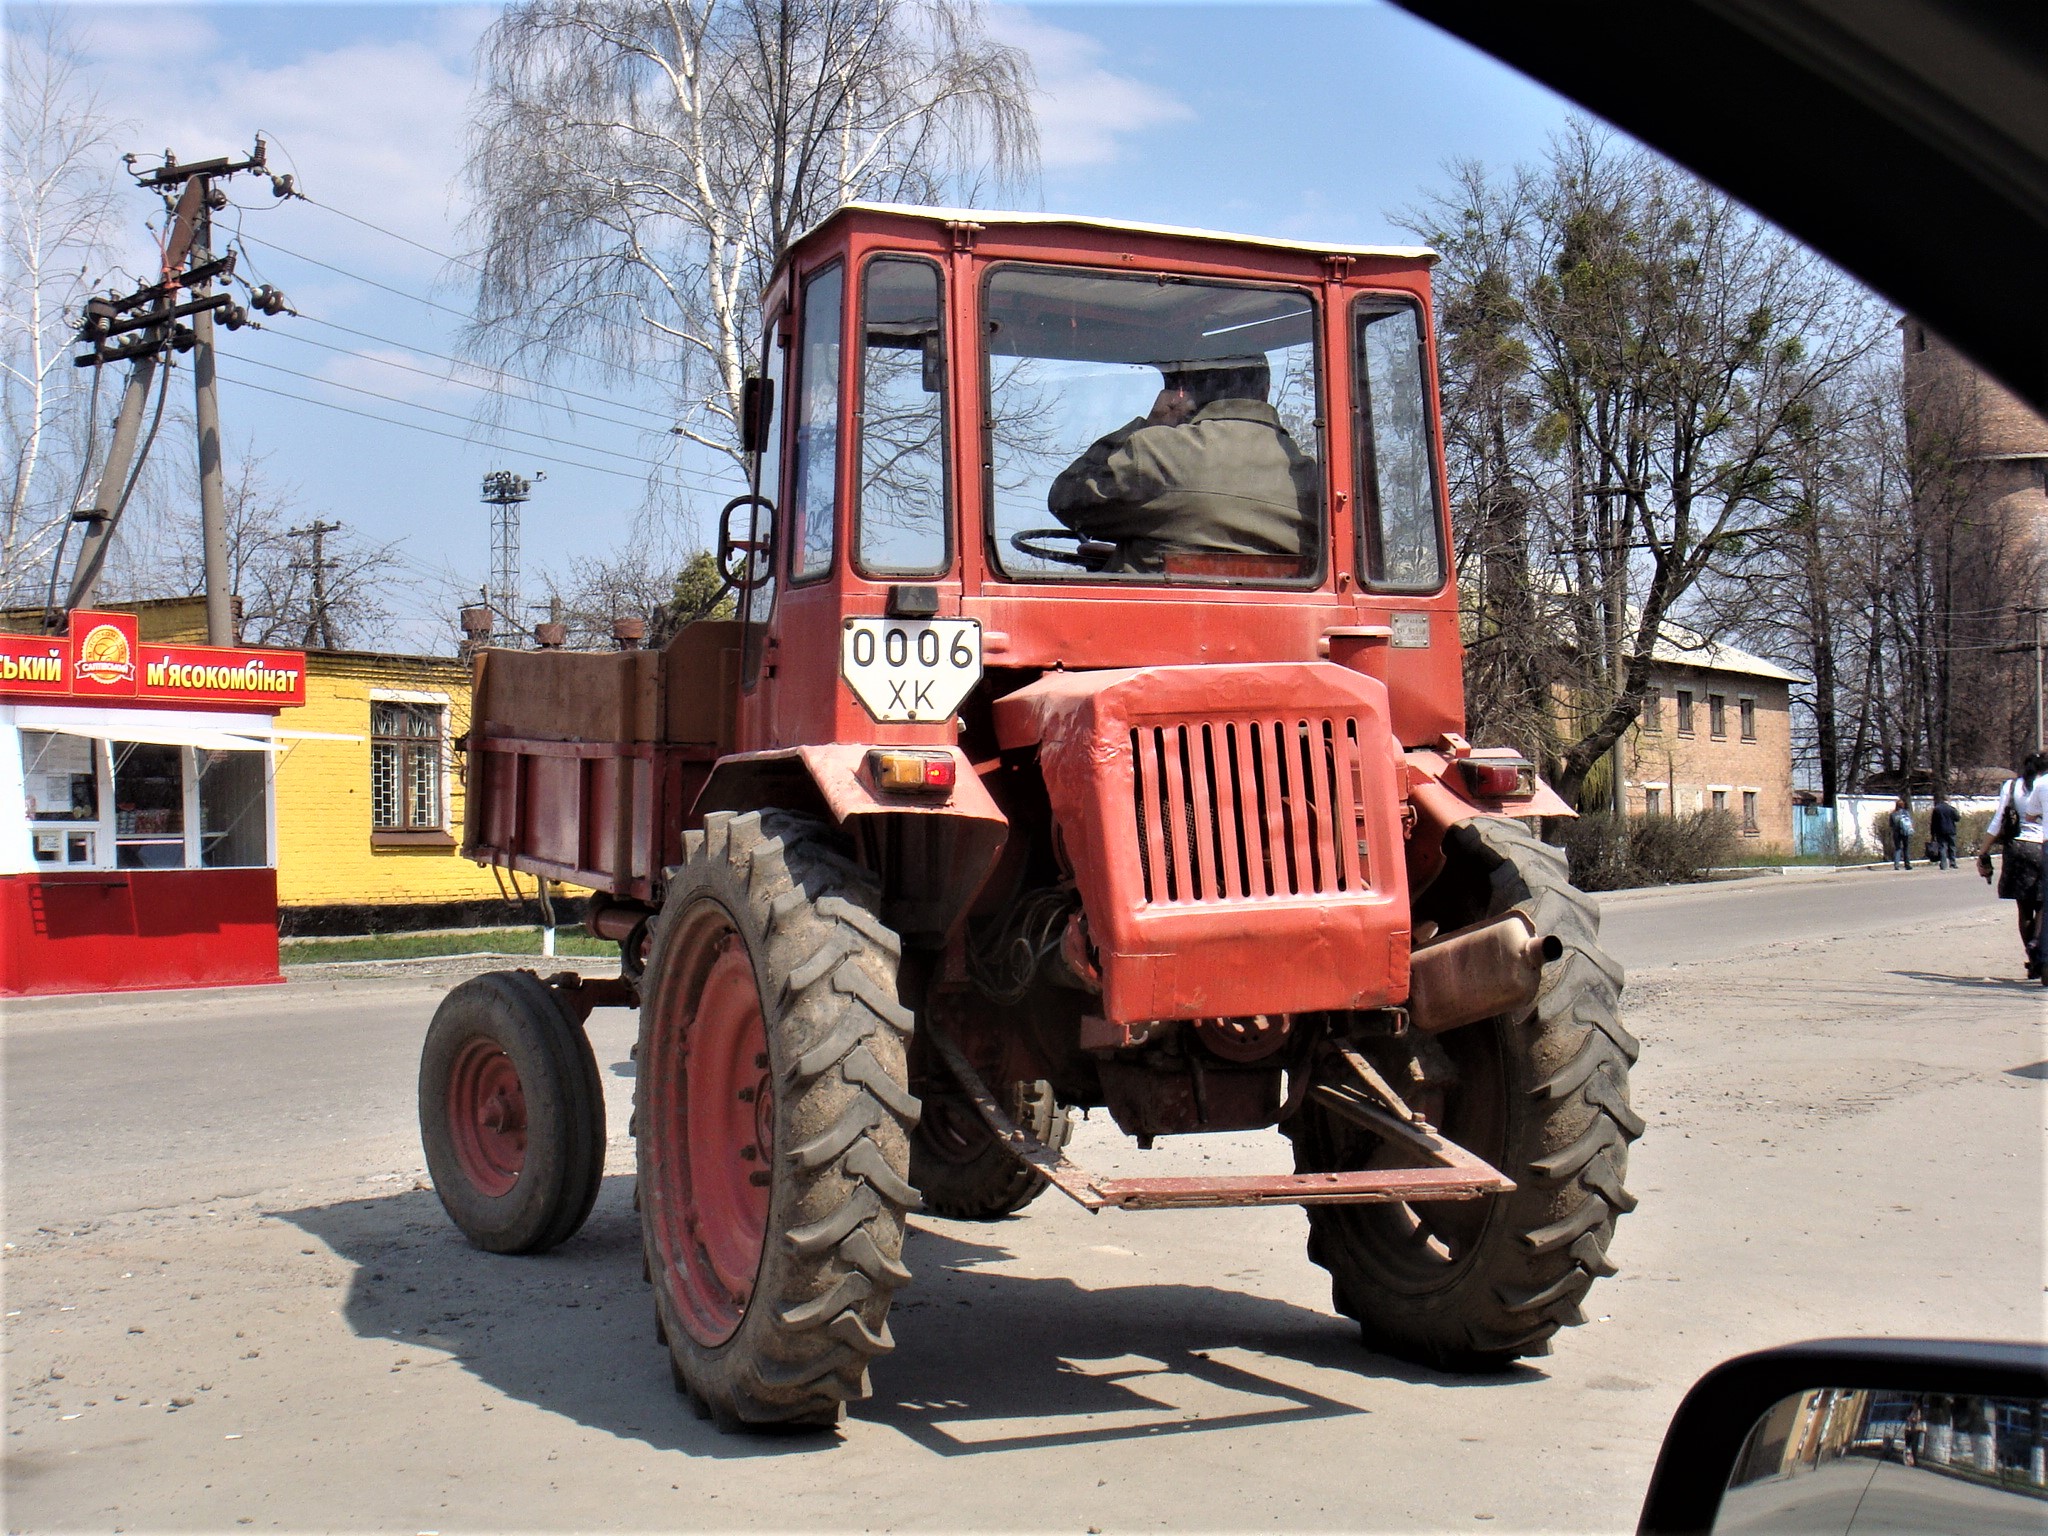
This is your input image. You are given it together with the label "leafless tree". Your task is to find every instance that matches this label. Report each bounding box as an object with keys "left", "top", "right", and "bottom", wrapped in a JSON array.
[
  {"left": 1, "top": 12, "right": 125, "bottom": 604},
  {"left": 114, "top": 447, "right": 408, "bottom": 648},
  {"left": 1408, "top": 123, "right": 1885, "bottom": 806},
  {"left": 461, "top": 0, "right": 1036, "bottom": 498}
]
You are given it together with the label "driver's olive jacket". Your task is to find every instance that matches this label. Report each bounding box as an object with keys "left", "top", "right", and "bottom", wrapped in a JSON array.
[{"left": 1046, "top": 399, "right": 1319, "bottom": 558}]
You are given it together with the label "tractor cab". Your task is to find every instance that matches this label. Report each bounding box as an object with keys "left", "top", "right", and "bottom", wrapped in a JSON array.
[{"left": 725, "top": 204, "right": 1467, "bottom": 755}]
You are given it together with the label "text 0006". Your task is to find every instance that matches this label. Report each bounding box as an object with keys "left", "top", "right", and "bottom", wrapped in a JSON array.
[{"left": 840, "top": 618, "right": 981, "bottom": 723}]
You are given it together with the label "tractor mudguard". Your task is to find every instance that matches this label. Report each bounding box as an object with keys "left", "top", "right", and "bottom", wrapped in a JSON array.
[
  {"left": 689, "top": 745, "right": 1007, "bottom": 945},
  {"left": 1401, "top": 743, "right": 1574, "bottom": 896}
]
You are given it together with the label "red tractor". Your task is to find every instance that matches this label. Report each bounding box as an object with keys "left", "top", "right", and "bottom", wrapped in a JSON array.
[{"left": 418, "top": 205, "right": 1639, "bottom": 1431}]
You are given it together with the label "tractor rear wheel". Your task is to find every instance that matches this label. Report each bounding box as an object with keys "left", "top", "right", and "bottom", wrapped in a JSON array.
[
  {"left": 637, "top": 810, "right": 918, "bottom": 1429},
  {"left": 1289, "top": 816, "right": 1640, "bottom": 1370},
  {"left": 911, "top": 1079, "right": 1072, "bottom": 1220},
  {"left": 419, "top": 969, "right": 606, "bottom": 1255}
]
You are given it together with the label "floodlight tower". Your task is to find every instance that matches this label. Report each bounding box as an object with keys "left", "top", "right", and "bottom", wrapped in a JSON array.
[{"left": 480, "top": 470, "right": 533, "bottom": 645}]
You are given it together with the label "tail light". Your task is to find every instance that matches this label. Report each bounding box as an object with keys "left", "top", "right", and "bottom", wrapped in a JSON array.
[
  {"left": 867, "top": 749, "right": 956, "bottom": 794},
  {"left": 1460, "top": 757, "right": 1536, "bottom": 798}
]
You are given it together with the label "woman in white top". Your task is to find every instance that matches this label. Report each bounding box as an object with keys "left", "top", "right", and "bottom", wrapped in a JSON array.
[{"left": 1981, "top": 752, "right": 2046, "bottom": 977}]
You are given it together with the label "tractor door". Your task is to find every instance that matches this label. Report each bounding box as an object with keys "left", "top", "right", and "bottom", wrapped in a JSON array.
[
  {"left": 736, "top": 261, "right": 843, "bottom": 751},
  {"left": 736, "top": 246, "right": 956, "bottom": 752}
]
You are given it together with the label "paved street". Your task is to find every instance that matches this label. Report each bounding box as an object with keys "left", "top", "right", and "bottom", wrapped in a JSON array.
[{"left": 4, "top": 867, "right": 2042, "bottom": 1533}]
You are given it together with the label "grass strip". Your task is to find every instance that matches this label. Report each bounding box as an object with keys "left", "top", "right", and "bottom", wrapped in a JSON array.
[{"left": 281, "top": 926, "right": 614, "bottom": 965}]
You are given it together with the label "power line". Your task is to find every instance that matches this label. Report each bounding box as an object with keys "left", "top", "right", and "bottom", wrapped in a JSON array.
[
  {"left": 214, "top": 371, "right": 727, "bottom": 492},
  {"left": 233, "top": 230, "right": 685, "bottom": 394},
  {"left": 222, "top": 352, "right": 724, "bottom": 485},
  {"left": 291, "top": 314, "right": 680, "bottom": 424},
  {"left": 265, "top": 325, "right": 681, "bottom": 436},
  {"left": 293, "top": 192, "right": 485, "bottom": 274}
]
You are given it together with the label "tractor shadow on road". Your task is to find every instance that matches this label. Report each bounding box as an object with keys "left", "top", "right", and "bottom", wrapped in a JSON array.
[
  {"left": 868, "top": 1223, "right": 1539, "bottom": 1456},
  {"left": 275, "top": 1175, "right": 831, "bottom": 1462},
  {"left": 275, "top": 1177, "right": 1537, "bottom": 1461}
]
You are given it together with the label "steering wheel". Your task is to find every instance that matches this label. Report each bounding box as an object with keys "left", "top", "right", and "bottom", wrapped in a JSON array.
[{"left": 1009, "top": 528, "right": 1118, "bottom": 570}]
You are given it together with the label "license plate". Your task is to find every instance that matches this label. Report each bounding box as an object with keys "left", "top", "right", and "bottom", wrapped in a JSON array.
[{"left": 840, "top": 618, "right": 982, "bottom": 724}]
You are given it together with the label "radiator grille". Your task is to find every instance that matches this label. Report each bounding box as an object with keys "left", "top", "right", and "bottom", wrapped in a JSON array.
[{"left": 1130, "top": 718, "right": 1369, "bottom": 904}]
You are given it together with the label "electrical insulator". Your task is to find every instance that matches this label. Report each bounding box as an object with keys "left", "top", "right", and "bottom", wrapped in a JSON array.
[
  {"left": 220, "top": 303, "right": 250, "bottom": 330},
  {"left": 250, "top": 285, "right": 290, "bottom": 316}
]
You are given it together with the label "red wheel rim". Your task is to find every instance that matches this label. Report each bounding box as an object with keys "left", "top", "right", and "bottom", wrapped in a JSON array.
[
  {"left": 446, "top": 1037, "right": 527, "bottom": 1198},
  {"left": 645, "top": 907, "right": 772, "bottom": 1346}
]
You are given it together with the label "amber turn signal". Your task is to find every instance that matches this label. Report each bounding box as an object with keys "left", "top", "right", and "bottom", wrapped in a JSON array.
[{"left": 867, "top": 749, "right": 956, "bottom": 794}]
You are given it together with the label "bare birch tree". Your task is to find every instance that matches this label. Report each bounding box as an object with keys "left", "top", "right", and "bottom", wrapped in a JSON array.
[
  {"left": 461, "top": 0, "right": 1036, "bottom": 489},
  {"left": 1, "top": 14, "right": 124, "bottom": 603}
]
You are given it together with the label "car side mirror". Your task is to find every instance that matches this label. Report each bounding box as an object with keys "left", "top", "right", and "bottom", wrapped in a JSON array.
[
  {"left": 1638, "top": 1339, "right": 2048, "bottom": 1536},
  {"left": 739, "top": 376, "right": 774, "bottom": 456}
]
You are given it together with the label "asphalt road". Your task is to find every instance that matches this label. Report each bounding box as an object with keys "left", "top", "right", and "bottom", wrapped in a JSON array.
[{"left": 4, "top": 867, "right": 2042, "bottom": 1533}]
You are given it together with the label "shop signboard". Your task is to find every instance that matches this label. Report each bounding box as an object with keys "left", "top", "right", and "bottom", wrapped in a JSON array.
[{"left": 0, "top": 609, "right": 304, "bottom": 710}]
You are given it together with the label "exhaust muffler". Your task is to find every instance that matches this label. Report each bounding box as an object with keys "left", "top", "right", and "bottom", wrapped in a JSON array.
[{"left": 1407, "top": 912, "right": 1562, "bottom": 1034}]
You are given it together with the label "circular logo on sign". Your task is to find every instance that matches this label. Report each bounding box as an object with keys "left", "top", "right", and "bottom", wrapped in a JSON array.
[{"left": 76, "top": 622, "right": 134, "bottom": 684}]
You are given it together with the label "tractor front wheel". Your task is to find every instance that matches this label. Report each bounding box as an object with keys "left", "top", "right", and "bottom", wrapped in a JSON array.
[
  {"left": 637, "top": 810, "right": 918, "bottom": 1429},
  {"left": 1289, "top": 816, "right": 1640, "bottom": 1370},
  {"left": 419, "top": 969, "right": 606, "bottom": 1254}
]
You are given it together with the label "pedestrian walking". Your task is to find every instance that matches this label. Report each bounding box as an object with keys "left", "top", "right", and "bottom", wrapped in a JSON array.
[
  {"left": 1979, "top": 753, "right": 2046, "bottom": 977},
  {"left": 1929, "top": 796, "right": 1961, "bottom": 870},
  {"left": 1889, "top": 797, "right": 1915, "bottom": 870}
]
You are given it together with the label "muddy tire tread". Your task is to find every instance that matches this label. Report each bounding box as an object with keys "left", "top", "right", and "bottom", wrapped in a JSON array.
[{"left": 640, "top": 810, "right": 916, "bottom": 1428}]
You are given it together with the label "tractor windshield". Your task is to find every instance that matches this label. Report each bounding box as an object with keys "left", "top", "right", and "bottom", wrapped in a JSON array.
[{"left": 983, "top": 265, "right": 1321, "bottom": 584}]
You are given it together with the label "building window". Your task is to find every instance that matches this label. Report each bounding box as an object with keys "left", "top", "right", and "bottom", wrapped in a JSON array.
[
  {"left": 1742, "top": 790, "right": 1759, "bottom": 832},
  {"left": 113, "top": 742, "right": 186, "bottom": 868},
  {"left": 1739, "top": 696, "right": 1756, "bottom": 741},
  {"left": 1676, "top": 689, "right": 1695, "bottom": 735},
  {"left": 1644, "top": 787, "right": 1662, "bottom": 816},
  {"left": 1711, "top": 789, "right": 1728, "bottom": 814},
  {"left": 1708, "top": 693, "right": 1727, "bottom": 739},
  {"left": 1642, "top": 685, "right": 1662, "bottom": 732},
  {"left": 372, "top": 701, "right": 444, "bottom": 832}
]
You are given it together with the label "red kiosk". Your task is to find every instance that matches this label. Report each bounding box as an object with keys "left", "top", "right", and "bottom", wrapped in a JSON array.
[{"left": 1, "top": 610, "right": 308, "bottom": 996}]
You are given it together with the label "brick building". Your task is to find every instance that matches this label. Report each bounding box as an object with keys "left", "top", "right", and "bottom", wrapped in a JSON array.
[
  {"left": 1619, "top": 628, "right": 1803, "bottom": 850},
  {"left": 272, "top": 647, "right": 510, "bottom": 930}
]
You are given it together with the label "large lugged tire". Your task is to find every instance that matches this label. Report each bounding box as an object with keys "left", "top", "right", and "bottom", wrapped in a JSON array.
[
  {"left": 419, "top": 969, "right": 606, "bottom": 1255},
  {"left": 637, "top": 810, "right": 918, "bottom": 1429},
  {"left": 1290, "top": 816, "right": 1641, "bottom": 1369},
  {"left": 912, "top": 1079, "right": 1072, "bottom": 1220}
]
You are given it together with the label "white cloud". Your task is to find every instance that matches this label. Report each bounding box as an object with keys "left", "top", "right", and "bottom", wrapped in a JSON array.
[
  {"left": 990, "top": 8, "right": 1192, "bottom": 170},
  {"left": 63, "top": 9, "right": 487, "bottom": 291}
]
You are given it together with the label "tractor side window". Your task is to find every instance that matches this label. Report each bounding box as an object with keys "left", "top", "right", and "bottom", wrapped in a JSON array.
[
  {"left": 857, "top": 257, "right": 948, "bottom": 576},
  {"left": 743, "top": 309, "right": 789, "bottom": 689},
  {"left": 789, "top": 264, "right": 844, "bottom": 582},
  {"left": 1354, "top": 299, "right": 1445, "bottom": 591},
  {"left": 984, "top": 263, "right": 1321, "bottom": 585}
]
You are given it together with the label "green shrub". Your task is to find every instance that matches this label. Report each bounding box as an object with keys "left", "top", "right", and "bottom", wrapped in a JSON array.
[{"left": 1557, "top": 810, "right": 1742, "bottom": 891}]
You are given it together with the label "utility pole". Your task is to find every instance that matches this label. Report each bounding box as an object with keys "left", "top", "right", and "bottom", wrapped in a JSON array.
[
  {"left": 481, "top": 471, "right": 536, "bottom": 647},
  {"left": 57, "top": 138, "right": 292, "bottom": 634},
  {"left": 288, "top": 519, "right": 343, "bottom": 649}
]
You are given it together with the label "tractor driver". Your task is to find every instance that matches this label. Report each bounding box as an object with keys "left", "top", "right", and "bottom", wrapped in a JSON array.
[{"left": 1046, "top": 357, "right": 1318, "bottom": 569}]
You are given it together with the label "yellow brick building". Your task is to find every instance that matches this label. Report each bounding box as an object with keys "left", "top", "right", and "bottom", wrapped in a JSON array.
[
  {"left": 272, "top": 648, "right": 511, "bottom": 927},
  {"left": 6, "top": 597, "right": 533, "bottom": 931}
]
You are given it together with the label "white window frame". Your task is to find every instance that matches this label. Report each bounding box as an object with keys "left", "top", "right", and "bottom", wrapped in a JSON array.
[{"left": 369, "top": 689, "right": 452, "bottom": 835}]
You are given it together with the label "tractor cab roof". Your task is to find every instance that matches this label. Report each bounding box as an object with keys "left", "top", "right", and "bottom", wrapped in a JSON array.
[{"left": 781, "top": 202, "right": 1437, "bottom": 280}]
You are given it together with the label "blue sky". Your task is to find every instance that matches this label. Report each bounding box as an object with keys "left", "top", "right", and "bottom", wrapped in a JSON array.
[{"left": 42, "top": 0, "right": 1583, "bottom": 647}]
